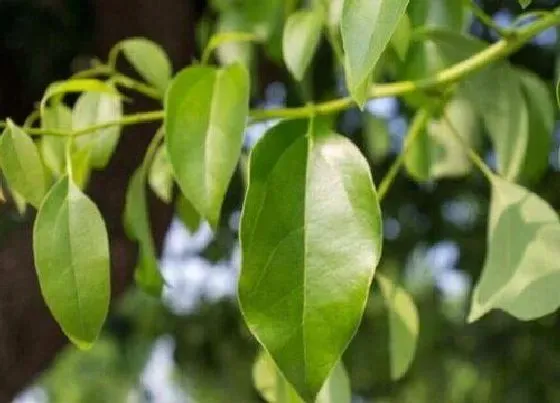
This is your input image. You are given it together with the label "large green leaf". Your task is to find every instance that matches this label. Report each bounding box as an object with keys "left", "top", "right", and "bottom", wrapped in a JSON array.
[
  {"left": 377, "top": 274, "right": 419, "bottom": 380},
  {"left": 33, "top": 175, "right": 110, "bottom": 348},
  {"left": 408, "top": 0, "right": 466, "bottom": 30},
  {"left": 124, "top": 168, "right": 164, "bottom": 297},
  {"left": 516, "top": 68, "right": 554, "bottom": 184},
  {"left": 341, "top": 0, "right": 409, "bottom": 105},
  {"left": 282, "top": 10, "right": 324, "bottom": 81},
  {"left": 253, "top": 350, "right": 351, "bottom": 403},
  {"left": 72, "top": 90, "right": 123, "bottom": 169},
  {"left": 469, "top": 176, "right": 560, "bottom": 322},
  {"left": 405, "top": 98, "right": 480, "bottom": 181},
  {"left": 176, "top": 194, "right": 202, "bottom": 233},
  {"left": 239, "top": 120, "right": 382, "bottom": 401},
  {"left": 119, "top": 38, "right": 173, "bottom": 95},
  {"left": 0, "top": 120, "right": 47, "bottom": 208},
  {"left": 165, "top": 63, "right": 249, "bottom": 229}
]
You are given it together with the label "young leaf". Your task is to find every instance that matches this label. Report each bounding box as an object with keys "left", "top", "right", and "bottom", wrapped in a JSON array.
[
  {"left": 41, "top": 104, "right": 71, "bottom": 176},
  {"left": 165, "top": 63, "right": 249, "bottom": 229},
  {"left": 124, "top": 168, "right": 164, "bottom": 297},
  {"left": 377, "top": 274, "right": 419, "bottom": 380},
  {"left": 239, "top": 120, "right": 382, "bottom": 401},
  {"left": 282, "top": 10, "right": 324, "bottom": 81},
  {"left": 341, "top": 0, "right": 409, "bottom": 106},
  {"left": 148, "top": 145, "right": 174, "bottom": 204},
  {"left": 119, "top": 38, "right": 173, "bottom": 95},
  {"left": 33, "top": 175, "right": 110, "bottom": 349},
  {"left": 72, "top": 90, "right": 123, "bottom": 169},
  {"left": 0, "top": 120, "right": 46, "bottom": 208},
  {"left": 469, "top": 176, "right": 560, "bottom": 322},
  {"left": 253, "top": 350, "right": 351, "bottom": 403}
]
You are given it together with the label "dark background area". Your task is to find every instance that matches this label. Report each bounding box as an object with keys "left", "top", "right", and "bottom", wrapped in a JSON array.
[{"left": 1, "top": 0, "right": 560, "bottom": 402}]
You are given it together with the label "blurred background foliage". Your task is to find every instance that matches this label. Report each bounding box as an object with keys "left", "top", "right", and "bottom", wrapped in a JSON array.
[{"left": 3, "top": 0, "right": 560, "bottom": 402}]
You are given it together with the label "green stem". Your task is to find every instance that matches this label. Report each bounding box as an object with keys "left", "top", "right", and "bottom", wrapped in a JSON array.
[
  {"left": 377, "top": 109, "right": 431, "bottom": 201},
  {"left": 465, "top": 0, "right": 513, "bottom": 38},
  {"left": 111, "top": 75, "right": 162, "bottom": 100},
  {"left": 442, "top": 112, "right": 494, "bottom": 180},
  {"left": 25, "top": 110, "right": 164, "bottom": 137}
]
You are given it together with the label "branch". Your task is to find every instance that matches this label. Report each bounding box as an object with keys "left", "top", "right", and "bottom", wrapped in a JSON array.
[{"left": 3, "top": 8, "right": 558, "bottom": 138}]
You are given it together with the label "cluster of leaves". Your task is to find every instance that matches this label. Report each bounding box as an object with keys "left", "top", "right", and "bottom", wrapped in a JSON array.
[{"left": 0, "top": 0, "right": 558, "bottom": 401}]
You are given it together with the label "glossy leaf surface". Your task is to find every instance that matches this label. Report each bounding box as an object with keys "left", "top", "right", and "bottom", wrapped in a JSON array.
[{"left": 239, "top": 120, "right": 382, "bottom": 401}]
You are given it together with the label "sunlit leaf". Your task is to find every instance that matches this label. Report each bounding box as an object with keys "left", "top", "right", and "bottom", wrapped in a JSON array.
[
  {"left": 165, "top": 63, "right": 249, "bottom": 229},
  {"left": 282, "top": 10, "right": 323, "bottom": 81},
  {"left": 377, "top": 274, "right": 419, "bottom": 380},
  {"left": 119, "top": 38, "right": 173, "bottom": 95},
  {"left": 0, "top": 120, "right": 47, "bottom": 208},
  {"left": 41, "top": 79, "right": 118, "bottom": 112},
  {"left": 72, "top": 89, "right": 123, "bottom": 169},
  {"left": 253, "top": 350, "right": 351, "bottom": 403},
  {"left": 469, "top": 176, "right": 560, "bottom": 322},
  {"left": 41, "top": 104, "right": 71, "bottom": 177},
  {"left": 33, "top": 175, "right": 110, "bottom": 348},
  {"left": 341, "top": 0, "right": 409, "bottom": 106},
  {"left": 239, "top": 120, "right": 382, "bottom": 401}
]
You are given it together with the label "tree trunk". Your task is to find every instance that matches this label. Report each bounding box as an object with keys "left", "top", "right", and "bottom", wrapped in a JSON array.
[{"left": 0, "top": 1, "right": 196, "bottom": 401}]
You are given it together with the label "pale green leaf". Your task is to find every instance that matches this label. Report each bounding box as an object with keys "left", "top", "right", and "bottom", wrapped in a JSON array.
[
  {"left": 148, "top": 145, "right": 174, "bottom": 204},
  {"left": 282, "top": 10, "right": 324, "bottom": 81},
  {"left": 362, "top": 113, "right": 390, "bottom": 163},
  {"left": 239, "top": 120, "right": 382, "bottom": 401},
  {"left": 469, "top": 176, "right": 560, "bottom": 322},
  {"left": 341, "top": 0, "right": 409, "bottom": 105},
  {"left": 215, "top": 13, "right": 256, "bottom": 67},
  {"left": 120, "top": 38, "right": 173, "bottom": 95},
  {"left": 72, "top": 90, "right": 123, "bottom": 169},
  {"left": 33, "top": 175, "right": 110, "bottom": 348},
  {"left": 377, "top": 274, "right": 419, "bottom": 380},
  {"left": 0, "top": 120, "right": 47, "bottom": 208},
  {"left": 124, "top": 168, "right": 164, "bottom": 297},
  {"left": 165, "top": 63, "right": 249, "bottom": 229},
  {"left": 253, "top": 350, "right": 351, "bottom": 403},
  {"left": 405, "top": 98, "right": 480, "bottom": 181},
  {"left": 41, "top": 104, "right": 71, "bottom": 177}
]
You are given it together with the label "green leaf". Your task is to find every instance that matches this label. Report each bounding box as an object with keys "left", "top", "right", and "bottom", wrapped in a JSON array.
[
  {"left": 519, "top": 0, "right": 531, "bottom": 9},
  {"left": 253, "top": 350, "right": 351, "bottom": 403},
  {"left": 377, "top": 274, "right": 419, "bottom": 380},
  {"left": 408, "top": 0, "right": 466, "bottom": 30},
  {"left": 341, "top": 0, "right": 409, "bottom": 106},
  {"left": 390, "top": 13, "right": 411, "bottom": 60},
  {"left": 0, "top": 120, "right": 47, "bottom": 208},
  {"left": 362, "top": 113, "right": 390, "bottom": 163},
  {"left": 469, "top": 176, "right": 560, "bottom": 322},
  {"left": 72, "top": 90, "right": 123, "bottom": 169},
  {"left": 176, "top": 194, "right": 201, "bottom": 233},
  {"left": 40, "top": 104, "right": 71, "bottom": 177},
  {"left": 119, "top": 38, "right": 173, "bottom": 95},
  {"left": 239, "top": 120, "right": 382, "bottom": 401},
  {"left": 215, "top": 13, "right": 256, "bottom": 67},
  {"left": 124, "top": 168, "right": 164, "bottom": 297},
  {"left": 165, "top": 63, "right": 249, "bottom": 229},
  {"left": 148, "top": 145, "right": 174, "bottom": 204},
  {"left": 516, "top": 68, "right": 554, "bottom": 184},
  {"left": 405, "top": 98, "right": 480, "bottom": 181},
  {"left": 282, "top": 10, "right": 324, "bottom": 81},
  {"left": 33, "top": 175, "right": 110, "bottom": 348}
]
